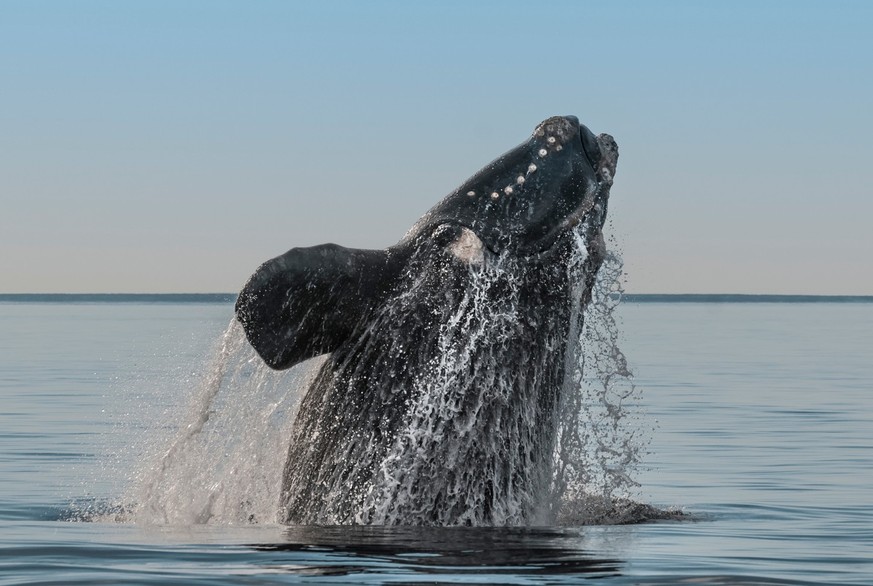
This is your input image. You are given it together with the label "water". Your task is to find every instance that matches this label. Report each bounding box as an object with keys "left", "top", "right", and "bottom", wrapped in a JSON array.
[{"left": 1, "top": 296, "right": 871, "bottom": 584}]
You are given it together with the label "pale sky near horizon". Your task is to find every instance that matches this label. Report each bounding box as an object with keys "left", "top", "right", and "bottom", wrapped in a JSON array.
[{"left": 2, "top": 1, "right": 871, "bottom": 294}]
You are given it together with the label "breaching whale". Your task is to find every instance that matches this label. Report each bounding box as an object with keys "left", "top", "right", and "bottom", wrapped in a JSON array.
[{"left": 235, "top": 115, "right": 618, "bottom": 525}]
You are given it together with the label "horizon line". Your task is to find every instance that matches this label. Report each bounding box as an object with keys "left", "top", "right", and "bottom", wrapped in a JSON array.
[{"left": 2, "top": 293, "right": 873, "bottom": 303}]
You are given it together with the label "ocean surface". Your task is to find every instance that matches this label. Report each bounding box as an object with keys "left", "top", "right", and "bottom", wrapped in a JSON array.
[{"left": 0, "top": 295, "right": 870, "bottom": 584}]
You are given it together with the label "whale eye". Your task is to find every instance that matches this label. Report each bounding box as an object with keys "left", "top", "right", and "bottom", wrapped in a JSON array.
[{"left": 579, "top": 124, "right": 601, "bottom": 167}]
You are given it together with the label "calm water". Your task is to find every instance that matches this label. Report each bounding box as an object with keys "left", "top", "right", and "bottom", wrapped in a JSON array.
[{"left": 0, "top": 298, "right": 870, "bottom": 584}]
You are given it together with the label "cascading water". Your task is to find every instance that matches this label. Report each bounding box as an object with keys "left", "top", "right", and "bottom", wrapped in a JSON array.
[
  {"left": 106, "top": 322, "right": 323, "bottom": 524},
  {"left": 359, "top": 250, "right": 564, "bottom": 526},
  {"left": 553, "top": 231, "right": 654, "bottom": 524},
  {"left": 108, "top": 228, "right": 652, "bottom": 526},
  {"left": 356, "top": 229, "right": 652, "bottom": 525}
]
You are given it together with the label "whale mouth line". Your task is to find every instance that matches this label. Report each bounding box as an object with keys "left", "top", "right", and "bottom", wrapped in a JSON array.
[{"left": 579, "top": 126, "right": 602, "bottom": 169}]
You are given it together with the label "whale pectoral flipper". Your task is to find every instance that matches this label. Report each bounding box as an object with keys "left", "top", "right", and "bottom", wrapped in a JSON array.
[{"left": 235, "top": 244, "right": 394, "bottom": 370}]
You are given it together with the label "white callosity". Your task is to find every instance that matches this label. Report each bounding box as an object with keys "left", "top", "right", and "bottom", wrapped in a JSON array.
[
  {"left": 464, "top": 123, "right": 573, "bottom": 202},
  {"left": 447, "top": 227, "right": 486, "bottom": 266}
]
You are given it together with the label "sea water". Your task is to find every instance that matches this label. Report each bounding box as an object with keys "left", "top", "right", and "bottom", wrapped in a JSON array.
[{"left": 0, "top": 296, "right": 871, "bottom": 584}]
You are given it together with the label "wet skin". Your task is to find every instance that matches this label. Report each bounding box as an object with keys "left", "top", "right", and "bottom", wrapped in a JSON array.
[{"left": 235, "top": 116, "right": 618, "bottom": 524}]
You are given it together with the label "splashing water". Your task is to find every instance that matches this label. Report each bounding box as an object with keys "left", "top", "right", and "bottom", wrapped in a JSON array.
[
  {"left": 94, "top": 321, "right": 323, "bottom": 524},
  {"left": 553, "top": 233, "right": 655, "bottom": 524},
  {"left": 357, "top": 232, "right": 651, "bottom": 526},
  {"left": 101, "top": 230, "right": 657, "bottom": 526},
  {"left": 357, "top": 231, "right": 653, "bottom": 525}
]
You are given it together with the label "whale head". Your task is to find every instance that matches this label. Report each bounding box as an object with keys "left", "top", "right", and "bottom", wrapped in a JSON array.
[
  {"left": 405, "top": 115, "right": 618, "bottom": 257},
  {"left": 235, "top": 116, "right": 617, "bottom": 370}
]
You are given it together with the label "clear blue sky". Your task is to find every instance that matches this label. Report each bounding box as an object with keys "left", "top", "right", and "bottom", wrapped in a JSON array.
[{"left": 2, "top": 1, "right": 871, "bottom": 293}]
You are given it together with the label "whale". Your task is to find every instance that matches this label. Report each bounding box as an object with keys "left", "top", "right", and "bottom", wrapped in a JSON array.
[{"left": 235, "top": 115, "right": 618, "bottom": 525}]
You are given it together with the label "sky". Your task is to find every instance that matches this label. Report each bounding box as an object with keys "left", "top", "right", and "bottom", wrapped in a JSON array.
[{"left": 1, "top": 0, "right": 871, "bottom": 294}]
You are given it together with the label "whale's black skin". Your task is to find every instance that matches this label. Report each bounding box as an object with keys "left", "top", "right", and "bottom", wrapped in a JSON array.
[{"left": 235, "top": 116, "right": 618, "bottom": 525}]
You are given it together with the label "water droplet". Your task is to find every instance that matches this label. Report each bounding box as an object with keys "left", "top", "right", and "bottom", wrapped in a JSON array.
[
  {"left": 467, "top": 190, "right": 476, "bottom": 197},
  {"left": 490, "top": 191, "right": 499, "bottom": 199},
  {"left": 528, "top": 164, "right": 537, "bottom": 173},
  {"left": 516, "top": 176, "right": 525, "bottom": 184},
  {"left": 504, "top": 186, "right": 513, "bottom": 195},
  {"left": 538, "top": 149, "right": 547, "bottom": 157},
  {"left": 547, "top": 136, "right": 556, "bottom": 144}
]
